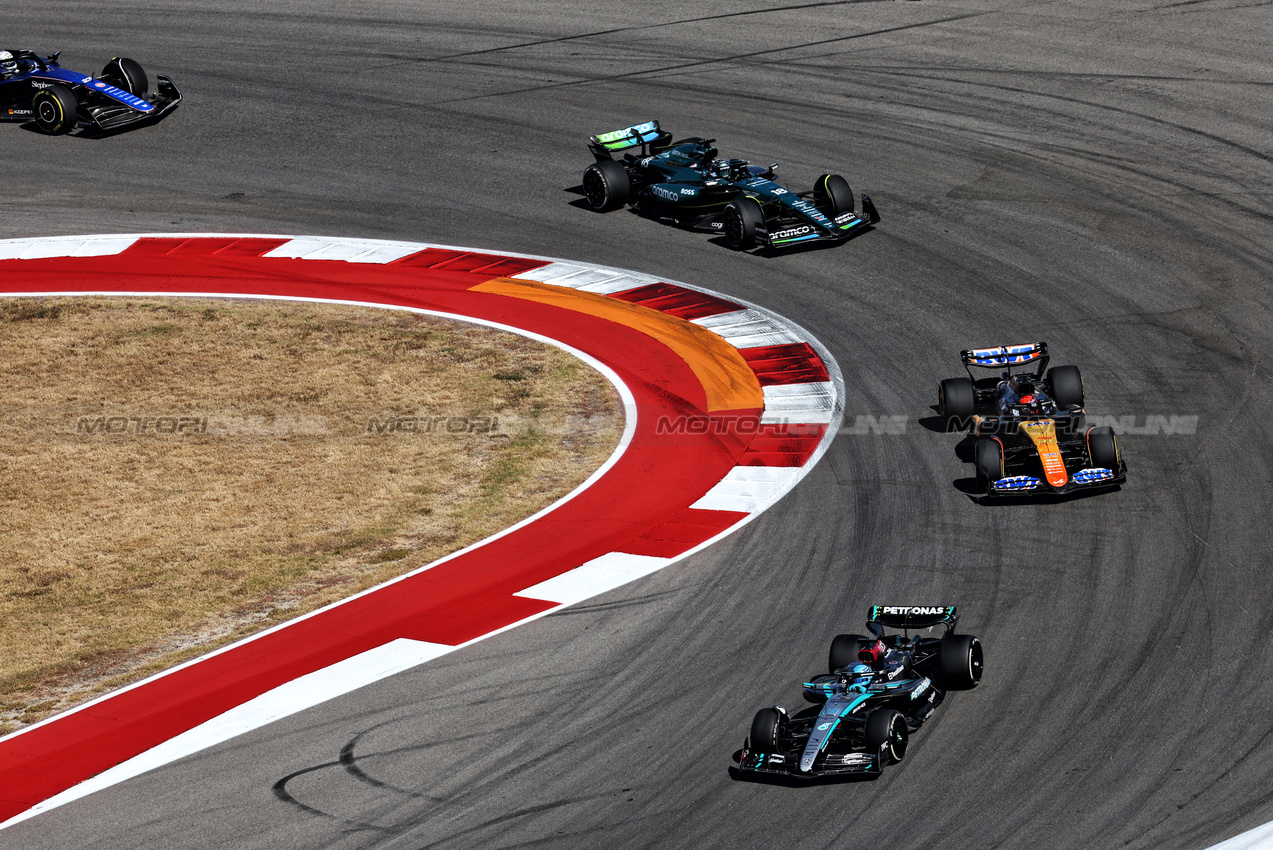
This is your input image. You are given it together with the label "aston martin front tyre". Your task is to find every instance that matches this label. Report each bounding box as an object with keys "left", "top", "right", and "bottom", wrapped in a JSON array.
[
  {"left": 32, "top": 85, "right": 78, "bottom": 135},
  {"left": 974, "top": 438, "right": 1003, "bottom": 494},
  {"left": 829, "top": 633, "right": 869, "bottom": 674},
  {"left": 723, "top": 198, "right": 763, "bottom": 249},
  {"left": 939, "top": 633, "right": 984, "bottom": 690},
  {"left": 749, "top": 707, "right": 783, "bottom": 752},
  {"left": 813, "top": 174, "right": 853, "bottom": 216},
  {"left": 100, "top": 57, "right": 149, "bottom": 97},
  {"left": 864, "top": 709, "right": 908, "bottom": 766},
  {"left": 582, "top": 160, "right": 629, "bottom": 211}
]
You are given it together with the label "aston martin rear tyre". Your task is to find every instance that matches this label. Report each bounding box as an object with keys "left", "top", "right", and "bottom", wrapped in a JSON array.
[
  {"left": 32, "top": 85, "right": 78, "bottom": 135},
  {"left": 100, "top": 57, "right": 149, "bottom": 97},
  {"left": 939, "top": 377, "right": 976, "bottom": 431},
  {"left": 829, "top": 633, "right": 869, "bottom": 673},
  {"left": 1087, "top": 425, "right": 1121, "bottom": 469},
  {"left": 1048, "top": 364, "right": 1085, "bottom": 407},
  {"left": 749, "top": 707, "right": 783, "bottom": 752},
  {"left": 813, "top": 174, "right": 853, "bottom": 216},
  {"left": 723, "top": 198, "right": 764, "bottom": 249},
  {"left": 864, "top": 709, "right": 908, "bottom": 765},
  {"left": 939, "top": 633, "right": 984, "bottom": 690},
  {"left": 974, "top": 438, "right": 1004, "bottom": 494},
  {"left": 582, "top": 160, "right": 630, "bottom": 211}
]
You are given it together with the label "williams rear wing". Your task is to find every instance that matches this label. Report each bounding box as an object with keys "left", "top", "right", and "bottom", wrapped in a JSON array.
[
  {"left": 868, "top": 606, "right": 959, "bottom": 632},
  {"left": 588, "top": 120, "right": 673, "bottom": 160},
  {"left": 960, "top": 342, "right": 1049, "bottom": 379}
]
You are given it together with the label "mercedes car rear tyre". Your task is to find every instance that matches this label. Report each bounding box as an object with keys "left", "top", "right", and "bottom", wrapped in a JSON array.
[
  {"left": 813, "top": 174, "right": 853, "bottom": 216},
  {"left": 864, "top": 709, "right": 908, "bottom": 765},
  {"left": 582, "top": 160, "right": 630, "bottom": 211},
  {"left": 32, "top": 85, "right": 78, "bottom": 135},
  {"left": 829, "top": 633, "right": 869, "bottom": 674},
  {"left": 939, "top": 633, "right": 984, "bottom": 690}
]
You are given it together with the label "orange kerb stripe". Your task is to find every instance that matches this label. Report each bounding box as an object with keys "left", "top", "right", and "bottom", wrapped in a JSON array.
[{"left": 471, "top": 277, "right": 763, "bottom": 412}]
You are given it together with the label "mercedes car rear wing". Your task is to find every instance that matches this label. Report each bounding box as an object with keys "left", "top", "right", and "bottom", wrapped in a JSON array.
[{"left": 868, "top": 606, "right": 959, "bottom": 632}]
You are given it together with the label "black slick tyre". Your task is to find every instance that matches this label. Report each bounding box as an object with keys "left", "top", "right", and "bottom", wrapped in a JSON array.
[
  {"left": 974, "top": 438, "right": 1004, "bottom": 494},
  {"left": 582, "top": 160, "right": 629, "bottom": 211},
  {"left": 1087, "top": 425, "right": 1121, "bottom": 469},
  {"left": 1048, "top": 365, "right": 1085, "bottom": 407},
  {"left": 939, "top": 633, "right": 984, "bottom": 689},
  {"left": 32, "top": 85, "right": 78, "bottom": 135},
  {"left": 829, "top": 633, "right": 868, "bottom": 673},
  {"left": 723, "top": 197, "right": 763, "bottom": 249},
  {"left": 939, "top": 377, "right": 976, "bottom": 431},
  {"left": 100, "top": 57, "right": 149, "bottom": 96},
  {"left": 749, "top": 707, "right": 783, "bottom": 751},
  {"left": 813, "top": 174, "right": 854, "bottom": 216},
  {"left": 864, "top": 709, "right": 908, "bottom": 766}
]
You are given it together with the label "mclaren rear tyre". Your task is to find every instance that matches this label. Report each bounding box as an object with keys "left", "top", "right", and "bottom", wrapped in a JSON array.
[
  {"left": 582, "top": 160, "right": 630, "bottom": 212},
  {"left": 974, "top": 438, "right": 1004, "bottom": 495},
  {"left": 939, "top": 377, "right": 976, "bottom": 431},
  {"left": 864, "top": 709, "right": 908, "bottom": 766},
  {"left": 100, "top": 57, "right": 149, "bottom": 97},
  {"left": 829, "top": 633, "right": 869, "bottom": 674},
  {"left": 749, "top": 707, "right": 784, "bottom": 752},
  {"left": 723, "top": 198, "right": 764, "bottom": 250},
  {"left": 939, "top": 633, "right": 984, "bottom": 690},
  {"left": 32, "top": 85, "right": 78, "bottom": 135},
  {"left": 1087, "top": 425, "right": 1121, "bottom": 470},
  {"left": 813, "top": 174, "right": 854, "bottom": 216},
  {"left": 1048, "top": 364, "right": 1085, "bottom": 407}
]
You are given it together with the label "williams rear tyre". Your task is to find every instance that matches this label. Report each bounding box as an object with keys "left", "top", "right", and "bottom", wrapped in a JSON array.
[
  {"left": 974, "top": 438, "right": 1004, "bottom": 494},
  {"left": 939, "top": 633, "right": 984, "bottom": 690},
  {"left": 1048, "top": 364, "right": 1085, "bottom": 407},
  {"left": 32, "top": 85, "right": 78, "bottom": 135},
  {"left": 939, "top": 377, "right": 976, "bottom": 431},
  {"left": 749, "top": 707, "right": 784, "bottom": 752},
  {"left": 1087, "top": 425, "right": 1121, "bottom": 469},
  {"left": 100, "top": 57, "right": 149, "bottom": 97},
  {"left": 813, "top": 173, "right": 854, "bottom": 216},
  {"left": 582, "top": 160, "right": 630, "bottom": 211},
  {"left": 864, "top": 709, "right": 908, "bottom": 766},
  {"left": 723, "top": 197, "right": 764, "bottom": 249},
  {"left": 829, "top": 633, "right": 869, "bottom": 673}
]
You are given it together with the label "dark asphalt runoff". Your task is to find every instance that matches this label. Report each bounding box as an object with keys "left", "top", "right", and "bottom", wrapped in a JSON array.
[{"left": 4, "top": 1, "right": 1272, "bottom": 848}]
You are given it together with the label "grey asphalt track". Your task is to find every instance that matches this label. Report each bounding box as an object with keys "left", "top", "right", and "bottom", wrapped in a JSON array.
[{"left": 4, "top": 1, "right": 1273, "bottom": 847}]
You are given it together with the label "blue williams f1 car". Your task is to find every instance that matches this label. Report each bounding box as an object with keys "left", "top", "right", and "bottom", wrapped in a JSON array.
[
  {"left": 937, "top": 342, "right": 1128, "bottom": 497},
  {"left": 738, "top": 607, "right": 982, "bottom": 778},
  {"left": 0, "top": 49, "right": 180, "bottom": 134},
  {"left": 582, "top": 120, "right": 880, "bottom": 250}
]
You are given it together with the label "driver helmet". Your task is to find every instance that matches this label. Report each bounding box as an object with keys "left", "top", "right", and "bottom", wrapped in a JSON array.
[
  {"left": 846, "top": 662, "right": 874, "bottom": 687},
  {"left": 858, "top": 639, "right": 887, "bottom": 665},
  {"left": 0, "top": 52, "right": 16, "bottom": 76},
  {"left": 1013, "top": 378, "right": 1036, "bottom": 404}
]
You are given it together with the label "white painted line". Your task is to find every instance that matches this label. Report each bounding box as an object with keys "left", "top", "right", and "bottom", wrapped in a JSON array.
[
  {"left": 511, "top": 262, "right": 657, "bottom": 295},
  {"left": 691, "top": 308, "right": 802, "bottom": 348},
  {"left": 1202, "top": 822, "right": 1273, "bottom": 850},
  {"left": 0, "top": 236, "right": 139, "bottom": 261},
  {"left": 690, "top": 466, "right": 802, "bottom": 513},
  {"left": 261, "top": 237, "right": 422, "bottom": 264},
  {"left": 515, "top": 552, "right": 672, "bottom": 605},
  {"left": 760, "top": 382, "right": 836, "bottom": 424},
  {"left": 0, "top": 638, "right": 453, "bottom": 830}
]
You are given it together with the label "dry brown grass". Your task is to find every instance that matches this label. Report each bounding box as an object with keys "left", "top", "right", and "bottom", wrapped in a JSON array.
[{"left": 0, "top": 297, "right": 622, "bottom": 734}]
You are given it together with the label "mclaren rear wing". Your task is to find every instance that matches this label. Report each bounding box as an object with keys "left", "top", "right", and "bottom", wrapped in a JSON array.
[
  {"left": 960, "top": 342, "right": 1049, "bottom": 380},
  {"left": 868, "top": 606, "right": 959, "bottom": 632}
]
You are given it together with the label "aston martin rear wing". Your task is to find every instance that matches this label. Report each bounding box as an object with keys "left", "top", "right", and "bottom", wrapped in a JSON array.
[
  {"left": 868, "top": 606, "right": 959, "bottom": 632},
  {"left": 588, "top": 119, "right": 673, "bottom": 160},
  {"left": 960, "top": 342, "right": 1049, "bottom": 380}
]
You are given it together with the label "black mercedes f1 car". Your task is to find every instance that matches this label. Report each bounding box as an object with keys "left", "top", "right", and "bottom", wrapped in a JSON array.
[
  {"left": 738, "top": 607, "right": 982, "bottom": 778},
  {"left": 937, "top": 342, "right": 1127, "bottom": 497},
  {"left": 0, "top": 49, "right": 180, "bottom": 134},
  {"left": 581, "top": 120, "right": 879, "bottom": 250}
]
